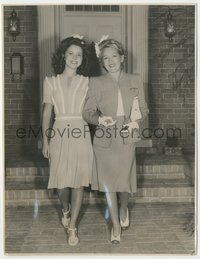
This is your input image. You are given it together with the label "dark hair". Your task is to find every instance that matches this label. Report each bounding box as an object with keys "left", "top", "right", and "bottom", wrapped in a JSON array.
[
  {"left": 52, "top": 37, "right": 88, "bottom": 75},
  {"left": 85, "top": 42, "right": 101, "bottom": 77}
]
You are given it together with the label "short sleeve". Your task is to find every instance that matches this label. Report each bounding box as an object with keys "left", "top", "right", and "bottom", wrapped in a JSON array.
[{"left": 43, "top": 77, "right": 53, "bottom": 105}]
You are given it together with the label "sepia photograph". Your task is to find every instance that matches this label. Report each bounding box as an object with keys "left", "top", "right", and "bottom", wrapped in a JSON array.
[{"left": 1, "top": 0, "right": 198, "bottom": 256}]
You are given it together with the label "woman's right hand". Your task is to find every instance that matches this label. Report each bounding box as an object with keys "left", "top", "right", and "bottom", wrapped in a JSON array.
[
  {"left": 98, "top": 116, "right": 117, "bottom": 127},
  {"left": 42, "top": 141, "right": 50, "bottom": 159}
]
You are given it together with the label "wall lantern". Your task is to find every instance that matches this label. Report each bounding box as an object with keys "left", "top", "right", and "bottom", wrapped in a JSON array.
[
  {"left": 164, "top": 10, "right": 176, "bottom": 42},
  {"left": 8, "top": 9, "right": 20, "bottom": 41},
  {"left": 10, "top": 53, "right": 24, "bottom": 82}
]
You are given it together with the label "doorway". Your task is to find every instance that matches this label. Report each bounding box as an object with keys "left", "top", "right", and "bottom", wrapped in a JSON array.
[{"left": 38, "top": 5, "right": 151, "bottom": 147}]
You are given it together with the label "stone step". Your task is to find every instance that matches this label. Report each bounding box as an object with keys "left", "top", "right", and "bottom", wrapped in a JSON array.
[
  {"left": 6, "top": 171, "right": 186, "bottom": 184},
  {"left": 5, "top": 163, "right": 187, "bottom": 180},
  {"left": 5, "top": 167, "right": 49, "bottom": 177},
  {"left": 5, "top": 187, "right": 194, "bottom": 206},
  {"left": 5, "top": 178, "right": 194, "bottom": 206},
  {"left": 5, "top": 177, "right": 191, "bottom": 190},
  {"left": 5, "top": 163, "right": 187, "bottom": 175},
  {"left": 5, "top": 153, "right": 194, "bottom": 206}
]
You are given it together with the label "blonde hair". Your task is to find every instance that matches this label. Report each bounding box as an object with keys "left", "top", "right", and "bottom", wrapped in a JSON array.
[{"left": 98, "top": 39, "right": 125, "bottom": 59}]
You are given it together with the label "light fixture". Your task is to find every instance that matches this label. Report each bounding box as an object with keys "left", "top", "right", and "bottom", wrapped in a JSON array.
[
  {"left": 10, "top": 53, "right": 24, "bottom": 82},
  {"left": 8, "top": 9, "right": 20, "bottom": 41},
  {"left": 164, "top": 10, "right": 176, "bottom": 42}
]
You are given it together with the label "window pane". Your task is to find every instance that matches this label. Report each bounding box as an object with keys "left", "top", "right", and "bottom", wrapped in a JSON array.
[
  {"left": 65, "top": 5, "right": 119, "bottom": 12},
  {"left": 84, "top": 5, "right": 92, "bottom": 11},
  {"left": 111, "top": 5, "right": 120, "bottom": 12},
  {"left": 93, "top": 5, "right": 102, "bottom": 12},
  {"left": 102, "top": 5, "right": 110, "bottom": 12},
  {"left": 75, "top": 5, "right": 83, "bottom": 11},
  {"left": 65, "top": 5, "right": 74, "bottom": 11}
]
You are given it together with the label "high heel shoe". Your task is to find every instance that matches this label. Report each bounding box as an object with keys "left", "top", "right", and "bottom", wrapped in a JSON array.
[
  {"left": 68, "top": 228, "right": 79, "bottom": 246},
  {"left": 111, "top": 227, "right": 121, "bottom": 244},
  {"left": 61, "top": 209, "right": 70, "bottom": 229},
  {"left": 120, "top": 208, "right": 129, "bottom": 229}
]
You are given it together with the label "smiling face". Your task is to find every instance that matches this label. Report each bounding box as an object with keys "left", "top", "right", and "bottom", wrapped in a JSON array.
[
  {"left": 101, "top": 47, "right": 124, "bottom": 74},
  {"left": 64, "top": 44, "right": 83, "bottom": 71}
]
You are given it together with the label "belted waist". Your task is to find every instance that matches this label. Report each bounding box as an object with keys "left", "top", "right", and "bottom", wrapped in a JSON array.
[{"left": 55, "top": 115, "right": 82, "bottom": 121}]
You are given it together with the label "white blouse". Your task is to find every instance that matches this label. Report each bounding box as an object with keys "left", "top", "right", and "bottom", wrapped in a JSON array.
[{"left": 116, "top": 89, "right": 125, "bottom": 116}]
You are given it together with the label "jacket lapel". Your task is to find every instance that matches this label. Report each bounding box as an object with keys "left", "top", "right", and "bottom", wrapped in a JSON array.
[{"left": 120, "top": 75, "right": 138, "bottom": 117}]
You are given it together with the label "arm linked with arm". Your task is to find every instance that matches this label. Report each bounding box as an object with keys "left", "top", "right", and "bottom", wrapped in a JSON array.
[{"left": 82, "top": 78, "right": 100, "bottom": 126}]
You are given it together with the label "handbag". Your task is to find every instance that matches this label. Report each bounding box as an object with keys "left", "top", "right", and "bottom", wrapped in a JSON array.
[{"left": 130, "top": 96, "right": 142, "bottom": 122}]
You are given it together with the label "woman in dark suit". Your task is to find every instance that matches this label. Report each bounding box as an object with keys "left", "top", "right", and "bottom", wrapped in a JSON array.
[{"left": 82, "top": 37, "right": 148, "bottom": 244}]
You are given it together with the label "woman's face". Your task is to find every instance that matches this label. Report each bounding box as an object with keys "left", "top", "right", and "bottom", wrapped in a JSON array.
[
  {"left": 101, "top": 47, "right": 124, "bottom": 73},
  {"left": 65, "top": 45, "right": 83, "bottom": 71}
]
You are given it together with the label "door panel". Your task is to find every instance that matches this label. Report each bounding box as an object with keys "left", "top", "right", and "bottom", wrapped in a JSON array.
[{"left": 59, "top": 6, "right": 123, "bottom": 43}]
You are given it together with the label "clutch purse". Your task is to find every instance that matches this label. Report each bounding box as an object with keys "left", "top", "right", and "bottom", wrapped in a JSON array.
[{"left": 130, "top": 96, "right": 142, "bottom": 122}]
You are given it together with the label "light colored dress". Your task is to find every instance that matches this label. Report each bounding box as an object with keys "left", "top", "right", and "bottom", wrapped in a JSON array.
[{"left": 43, "top": 74, "right": 93, "bottom": 189}]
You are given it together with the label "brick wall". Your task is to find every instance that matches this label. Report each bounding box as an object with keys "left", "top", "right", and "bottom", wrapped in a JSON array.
[
  {"left": 4, "top": 6, "right": 40, "bottom": 164},
  {"left": 148, "top": 6, "right": 195, "bottom": 152}
]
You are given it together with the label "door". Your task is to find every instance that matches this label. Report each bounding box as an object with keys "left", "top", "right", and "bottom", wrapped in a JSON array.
[{"left": 59, "top": 5, "right": 125, "bottom": 45}]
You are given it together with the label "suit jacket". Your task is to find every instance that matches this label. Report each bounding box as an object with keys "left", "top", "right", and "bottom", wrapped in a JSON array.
[{"left": 82, "top": 72, "right": 149, "bottom": 148}]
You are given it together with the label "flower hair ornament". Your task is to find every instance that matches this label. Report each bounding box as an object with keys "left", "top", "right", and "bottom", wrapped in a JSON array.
[
  {"left": 95, "top": 35, "right": 109, "bottom": 58},
  {"left": 71, "top": 34, "right": 85, "bottom": 44}
]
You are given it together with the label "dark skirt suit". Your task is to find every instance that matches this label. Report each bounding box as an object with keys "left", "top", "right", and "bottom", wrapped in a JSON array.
[{"left": 82, "top": 72, "right": 148, "bottom": 193}]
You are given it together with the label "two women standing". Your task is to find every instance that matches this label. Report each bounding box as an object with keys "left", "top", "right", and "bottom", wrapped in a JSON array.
[{"left": 42, "top": 35, "right": 148, "bottom": 246}]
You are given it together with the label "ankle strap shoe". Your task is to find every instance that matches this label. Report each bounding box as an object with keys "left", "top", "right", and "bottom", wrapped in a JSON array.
[{"left": 61, "top": 209, "right": 70, "bottom": 229}]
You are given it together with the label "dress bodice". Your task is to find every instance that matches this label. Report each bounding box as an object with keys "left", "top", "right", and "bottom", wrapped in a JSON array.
[{"left": 43, "top": 74, "right": 89, "bottom": 116}]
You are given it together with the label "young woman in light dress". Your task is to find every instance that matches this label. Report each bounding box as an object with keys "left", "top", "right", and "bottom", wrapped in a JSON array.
[{"left": 42, "top": 36, "right": 93, "bottom": 246}]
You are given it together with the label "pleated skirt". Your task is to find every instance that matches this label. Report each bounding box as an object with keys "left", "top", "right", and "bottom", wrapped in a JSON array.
[{"left": 48, "top": 118, "right": 93, "bottom": 189}]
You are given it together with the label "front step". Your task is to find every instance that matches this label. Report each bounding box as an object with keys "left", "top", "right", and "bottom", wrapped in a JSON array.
[
  {"left": 5, "top": 153, "right": 194, "bottom": 206},
  {"left": 5, "top": 153, "right": 192, "bottom": 180},
  {"left": 5, "top": 178, "right": 194, "bottom": 206},
  {"left": 5, "top": 163, "right": 187, "bottom": 181}
]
